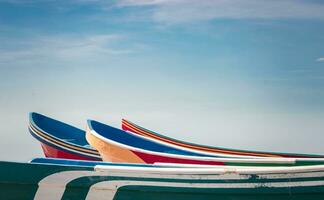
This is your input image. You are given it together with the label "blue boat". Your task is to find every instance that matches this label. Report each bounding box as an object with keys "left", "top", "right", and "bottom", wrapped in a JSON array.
[{"left": 29, "top": 112, "right": 101, "bottom": 161}]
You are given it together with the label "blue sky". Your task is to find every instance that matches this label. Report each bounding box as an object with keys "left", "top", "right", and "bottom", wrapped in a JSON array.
[{"left": 1, "top": 0, "right": 324, "bottom": 161}]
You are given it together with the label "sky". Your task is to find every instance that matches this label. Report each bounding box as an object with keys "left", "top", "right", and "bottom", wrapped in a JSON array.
[{"left": 0, "top": 0, "right": 324, "bottom": 161}]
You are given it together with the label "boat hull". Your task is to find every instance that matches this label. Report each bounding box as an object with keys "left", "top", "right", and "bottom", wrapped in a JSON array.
[
  {"left": 29, "top": 125, "right": 101, "bottom": 161},
  {"left": 2, "top": 159, "right": 324, "bottom": 200},
  {"left": 122, "top": 119, "right": 324, "bottom": 158},
  {"left": 86, "top": 120, "right": 324, "bottom": 167},
  {"left": 85, "top": 128, "right": 324, "bottom": 167},
  {"left": 40, "top": 143, "right": 99, "bottom": 161},
  {"left": 86, "top": 129, "right": 224, "bottom": 165},
  {"left": 29, "top": 112, "right": 101, "bottom": 161}
]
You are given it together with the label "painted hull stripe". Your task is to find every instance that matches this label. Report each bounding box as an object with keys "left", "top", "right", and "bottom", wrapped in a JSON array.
[
  {"left": 95, "top": 170, "right": 324, "bottom": 181},
  {"left": 122, "top": 120, "right": 320, "bottom": 158},
  {"left": 34, "top": 171, "right": 98, "bottom": 200},
  {"left": 86, "top": 179, "right": 324, "bottom": 200},
  {"left": 29, "top": 123, "right": 98, "bottom": 154},
  {"left": 122, "top": 120, "right": 279, "bottom": 157},
  {"left": 29, "top": 126, "right": 100, "bottom": 159},
  {"left": 124, "top": 127, "right": 263, "bottom": 159},
  {"left": 29, "top": 124, "right": 99, "bottom": 156},
  {"left": 88, "top": 129, "right": 303, "bottom": 165},
  {"left": 30, "top": 127, "right": 100, "bottom": 159}
]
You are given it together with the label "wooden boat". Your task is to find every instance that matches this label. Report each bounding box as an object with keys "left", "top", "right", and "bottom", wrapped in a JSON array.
[
  {"left": 29, "top": 112, "right": 101, "bottom": 161},
  {"left": 3, "top": 158, "right": 324, "bottom": 199},
  {"left": 86, "top": 119, "right": 324, "bottom": 166},
  {"left": 122, "top": 119, "right": 324, "bottom": 158}
]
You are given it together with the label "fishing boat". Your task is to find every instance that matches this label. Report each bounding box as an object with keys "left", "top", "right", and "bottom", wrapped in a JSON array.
[
  {"left": 86, "top": 119, "right": 324, "bottom": 166},
  {"left": 2, "top": 158, "right": 324, "bottom": 199},
  {"left": 122, "top": 119, "right": 324, "bottom": 158},
  {"left": 29, "top": 112, "right": 101, "bottom": 161}
]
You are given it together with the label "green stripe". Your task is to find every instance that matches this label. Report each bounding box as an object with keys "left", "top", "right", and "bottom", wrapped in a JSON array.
[
  {"left": 0, "top": 161, "right": 93, "bottom": 199},
  {"left": 62, "top": 176, "right": 112, "bottom": 200},
  {"left": 115, "top": 185, "right": 324, "bottom": 200},
  {"left": 63, "top": 175, "right": 324, "bottom": 199}
]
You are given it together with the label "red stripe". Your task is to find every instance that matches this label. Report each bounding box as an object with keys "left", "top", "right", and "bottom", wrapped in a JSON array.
[
  {"left": 40, "top": 143, "right": 99, "bottom": 161},
  {"left": 133, "top": 151, "right": 225, "bottom": 165}
]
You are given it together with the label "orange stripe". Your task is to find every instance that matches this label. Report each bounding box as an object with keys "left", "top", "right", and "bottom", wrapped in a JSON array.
[
  {"left": 85, "top": 127, "right": 145, "bottom": 163},
  {"left": 122, "top": 120, "right": 281, "bottom": 158}
]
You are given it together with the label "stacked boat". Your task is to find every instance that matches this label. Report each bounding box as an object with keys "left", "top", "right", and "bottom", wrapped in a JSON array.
[{"left": 1, "top": 112, "right": 324, "bottom": 199}]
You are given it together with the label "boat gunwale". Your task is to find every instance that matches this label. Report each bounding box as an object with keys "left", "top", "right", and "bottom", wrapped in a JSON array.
[{"left": 122, "top": 119, "right": 324, "bottom": 158}]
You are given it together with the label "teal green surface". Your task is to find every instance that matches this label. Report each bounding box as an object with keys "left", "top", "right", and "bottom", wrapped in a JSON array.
[
  {"left": 1, "top": 160, "right": 324, "bottom": 200},
  {"left": 0, "top": 161, "right": 92, "bottom": 200}
]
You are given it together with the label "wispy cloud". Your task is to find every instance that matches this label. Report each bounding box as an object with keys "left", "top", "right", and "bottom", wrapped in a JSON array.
[
  {"left": 317, "top": 57, "right": 324, "bottom": 62},
  {"left": 0, "top": 0, "right": 52, "bottom": 4},
  {"left": 0, "top": 0, "right": 102, "bottom": 3},
  {"left": 4, "top": 0, "right": 324, "bottom": 24},
  {"left": 118, "top": 0, "right": 324, "bottom": 24},
  {"left": 0, "top": 34, "right": 132, "bottom": 65},
  {"left": 118, "top": 0, "right": 169, "bottom": 6},
  {"left": 6, "top": 0, "right": 324, "bottom": 24}
]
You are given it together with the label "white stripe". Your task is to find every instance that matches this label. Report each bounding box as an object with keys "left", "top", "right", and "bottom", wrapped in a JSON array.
[
  {"left": 34, "top": 171, "right": 97, "bottom": 200},
  {"left": 95, "top": 164, "right": 324, "bottom": 175},
  {"left": 85, "top": 179, "right": 324, "bottom": 200},
  {"left": 153, "top": 162, "right": 283, "bottom": 168},
  {"left": 95, "top": 165, "right": 324, "bottom": 182},
  {"left": 96, "top": 168, "right": 324, "bottom": 181},
  {"left": 34, "top": 167, "right": 324, "bottom": 200}
]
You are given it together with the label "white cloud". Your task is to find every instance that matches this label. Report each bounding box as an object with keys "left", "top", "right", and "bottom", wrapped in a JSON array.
[
  {"left": 118, "top": 0, "right": 324, "bottom": 24},
  {"left": 317, "top": 57, "right": 324, "bottom": 62}
]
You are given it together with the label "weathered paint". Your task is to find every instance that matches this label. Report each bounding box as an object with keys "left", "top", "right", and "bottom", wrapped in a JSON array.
[{"left": 3, "top": 159, "right": 324, "bottom": 199}]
